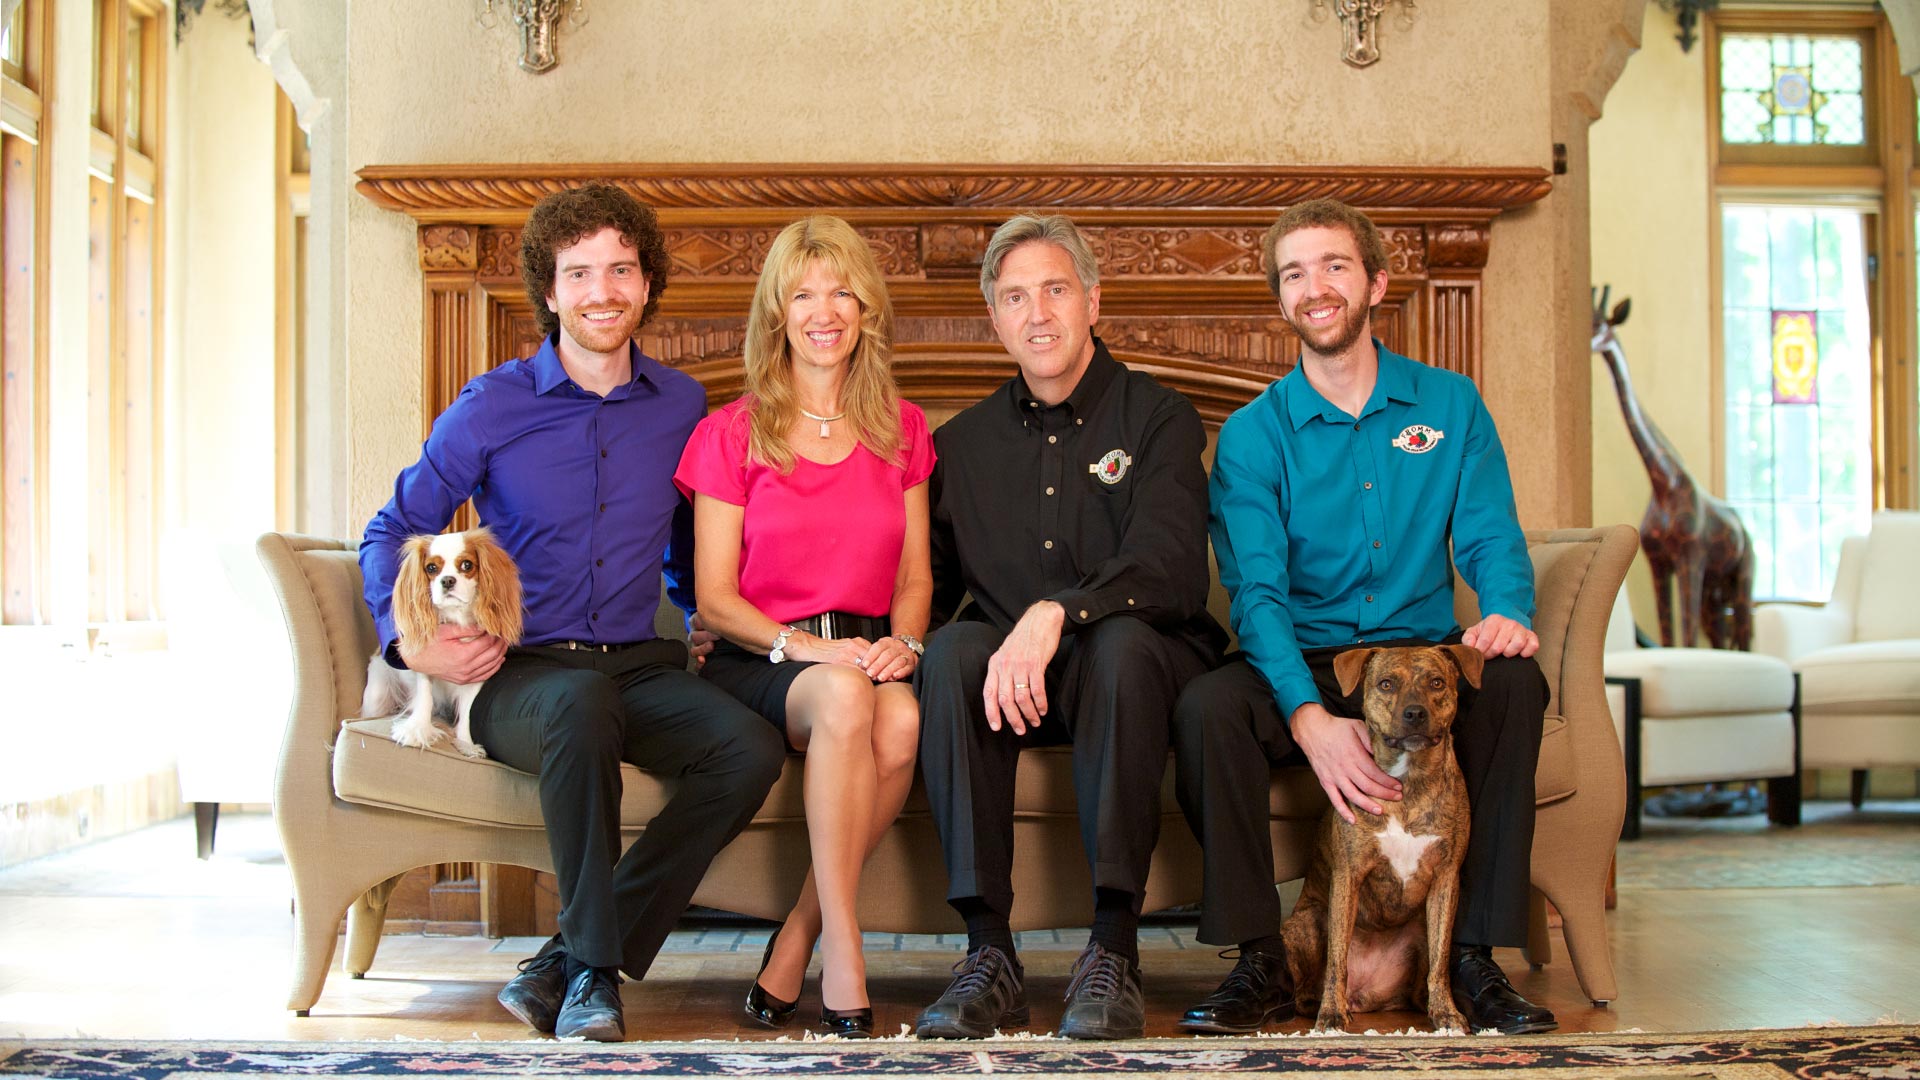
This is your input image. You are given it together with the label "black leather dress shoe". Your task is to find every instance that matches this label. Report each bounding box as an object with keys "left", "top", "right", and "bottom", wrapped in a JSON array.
[
  {"left": 817, "top": 1005, "right": 875, "bottom": 1039},
  {"left": 1450, "top": 946, "right": 1557, "bottom": 1035},
  {"left": 1178, "top": 949, "right": 1295, "bottom": 1034},
  {"left": 913, "top": 945, "right": 1029, "bottom": 1039},
  {"left": 1059, "top": 943, "right": 1145, "bottom": 1040},
  {"left": 743, "top": 926, "right": 799, "bottom": 1028},
  {"left": 554, "top": 959, "right": 626, "bottom": 1042},
  {"left": 496, "top": 942, "right": 569, "bottom": 1033}
]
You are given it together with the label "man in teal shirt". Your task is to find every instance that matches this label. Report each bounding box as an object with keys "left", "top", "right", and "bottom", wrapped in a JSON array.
[{"left": 1171, "top": 199, "right": 1555, "bottom": 1036}]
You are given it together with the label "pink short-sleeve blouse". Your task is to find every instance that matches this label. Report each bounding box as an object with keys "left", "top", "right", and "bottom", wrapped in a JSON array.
[{"left": 674, "top": 397, "right": 936, "bottom": 623}]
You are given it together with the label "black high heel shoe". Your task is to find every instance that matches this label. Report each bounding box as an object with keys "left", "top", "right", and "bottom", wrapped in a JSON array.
[
  {"left": 817, "top": 1004, "right": 874, "bottom": 1039},
  {"left": 743, "top": 926, "right": 799, "bottom": 1028}
]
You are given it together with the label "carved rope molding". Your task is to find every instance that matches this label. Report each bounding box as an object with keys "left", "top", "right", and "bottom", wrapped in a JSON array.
[{"left": 358, "top": 163, "right": 1552, "bottom": 223}]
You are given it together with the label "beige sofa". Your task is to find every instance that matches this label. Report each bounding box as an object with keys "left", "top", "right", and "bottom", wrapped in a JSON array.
[{"left": 258, "top": 523, "right": 1635, "bottom": 1018}]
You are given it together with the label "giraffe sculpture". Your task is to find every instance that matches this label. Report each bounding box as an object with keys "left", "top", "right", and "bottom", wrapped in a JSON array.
[{"left": 1591, "top": 286, "right": 1755, "bottom": 649}]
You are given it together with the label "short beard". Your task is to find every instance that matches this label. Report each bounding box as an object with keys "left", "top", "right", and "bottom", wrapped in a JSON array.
[
  {"left": 1289, "top": 298, "right": 1371, "bottom": 359},
  {"left": 559, "top": 305, "right": 643, "bottom": 355}
]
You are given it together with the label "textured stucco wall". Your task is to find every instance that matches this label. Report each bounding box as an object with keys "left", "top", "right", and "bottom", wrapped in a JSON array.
[
  {"left": 1589, "top": 18, "right": 1712, "bottom": 631},
  {"left": 262, "top": 0, "right": 1633, "bottom": 535}
]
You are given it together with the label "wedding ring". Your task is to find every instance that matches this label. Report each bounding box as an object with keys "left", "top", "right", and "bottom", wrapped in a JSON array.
[{"left": 1014, "top": 682, "right": 1029, "bottom": 690}]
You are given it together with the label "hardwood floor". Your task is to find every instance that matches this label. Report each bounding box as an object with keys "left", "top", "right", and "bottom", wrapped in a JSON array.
[{"left": 1, "top": 811, "right": 1915, "bottom": 1041}]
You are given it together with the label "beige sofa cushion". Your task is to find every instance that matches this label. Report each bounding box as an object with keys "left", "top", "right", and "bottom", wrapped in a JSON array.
[
  {"left": 333, "top": 717, "right": 809, "bottom": 828},
  {"left": 1639, "top": 711, "right": 1796, "bottom": 787},
  {"left": 1604, "top": 648, "right": 1795, "bottom": 716},
  {"left": 1796, "top": 640, "right": 1920, "bottom": 713}
]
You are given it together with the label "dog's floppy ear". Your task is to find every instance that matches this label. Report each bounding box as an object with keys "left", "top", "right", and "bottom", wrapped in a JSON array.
[
  {"left": 391, "top": 534, "right": 439, "bottom": 650},
  {"left": 1442, "top": 643, "right": 1486, "bottom": 689},
  {"left": 468, "top": 528, "right": 524, "bottom": 647},
  {"left": 1333, "top": 648, "right": 1380, "bottom": 698}
]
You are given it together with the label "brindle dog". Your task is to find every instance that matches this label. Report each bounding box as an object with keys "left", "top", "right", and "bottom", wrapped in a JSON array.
[{"left": 1282, "top": 644, "right": 1483, "bottom": 1033}]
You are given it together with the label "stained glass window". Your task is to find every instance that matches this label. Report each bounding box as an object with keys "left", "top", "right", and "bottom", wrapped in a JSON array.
[
  {"left": 1721, "top": 205, "right": 1873, "bottom": 601},
  {"left": 1720, "top": 34, "right": 1865, "bottom": 145}
]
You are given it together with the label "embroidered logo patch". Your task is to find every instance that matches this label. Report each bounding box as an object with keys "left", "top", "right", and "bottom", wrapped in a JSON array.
[
  {"left": 1392, "top": 425, "right": 1444, "bottom": 454},
  {"left": 1090, "top": 449, "right": 1133, "bottom": 484}
]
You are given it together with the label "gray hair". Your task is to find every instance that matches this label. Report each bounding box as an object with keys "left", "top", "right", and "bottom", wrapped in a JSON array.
[{"left": 979, "top": 214, "right": 1100, "bottom": 306}]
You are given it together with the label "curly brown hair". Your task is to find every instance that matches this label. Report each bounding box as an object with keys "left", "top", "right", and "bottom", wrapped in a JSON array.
[
  {"left": 1262, "top": 198, "right": 1389, "bottom": 299},
  {"left": 520, "top": 182, "right": 672, "bottom": 339}
]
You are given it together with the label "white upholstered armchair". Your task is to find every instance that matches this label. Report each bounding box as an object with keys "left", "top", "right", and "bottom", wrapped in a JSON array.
[
  {"left": 1603, "top": 586, "right": 1800, "bottom": 840},
  {"left": 1754, "top": 511, "right": 1920, "bottom": 805}
]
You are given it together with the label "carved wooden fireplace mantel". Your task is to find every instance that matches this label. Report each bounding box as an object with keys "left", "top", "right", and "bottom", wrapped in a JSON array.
[
  {"left": 358, "top": 163, "right": 1551, "bottom": 437},
  {"left": 353, "top": 162, "right": 1551, "bottom": 936}
]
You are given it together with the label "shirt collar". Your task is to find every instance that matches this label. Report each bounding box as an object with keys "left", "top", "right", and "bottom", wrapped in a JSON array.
[
  {"left": 532, "top": 334, "right": 659, "bottom": 397},
  {"left": 1280, "top": 338, "right": 1419, "bottom": 430},
  {"left": 1006, "top": 335, "right": 1120, "bottom": 420}
]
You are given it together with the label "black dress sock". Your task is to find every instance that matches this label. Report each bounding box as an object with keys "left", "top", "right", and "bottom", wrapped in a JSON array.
[
  {"left": 1089, "top": 888, "right": 1140, "bottom": 967},
  {"left": 955, "top": 897, "right": 1020, "bottom": 968},
  {"left": 1239, "top": 933, "right": 1286, "bottom": 961}
]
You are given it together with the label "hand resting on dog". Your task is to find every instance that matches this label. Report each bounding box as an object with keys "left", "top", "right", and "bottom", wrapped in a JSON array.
[{"left": 401, "top": 623, "right": 509, "bottom": 685}]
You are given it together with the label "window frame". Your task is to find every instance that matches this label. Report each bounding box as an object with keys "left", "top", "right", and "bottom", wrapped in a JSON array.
[{"left": 1705, "top": 7, "right": 1917, "bottom": 603}]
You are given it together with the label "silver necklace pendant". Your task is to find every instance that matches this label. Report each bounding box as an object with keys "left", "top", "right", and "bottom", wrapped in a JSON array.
[{"left": 799, "top": 408, "right": 844, "bottom": 439}]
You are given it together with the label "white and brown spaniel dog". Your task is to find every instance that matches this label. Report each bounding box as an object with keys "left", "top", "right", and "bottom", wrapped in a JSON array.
[{"left": 361, "top": 528, "right": 523, "bottom": 758}]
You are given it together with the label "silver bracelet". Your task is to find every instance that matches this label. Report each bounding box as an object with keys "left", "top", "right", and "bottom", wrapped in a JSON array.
[
  {"left": 768, "top": 625, "right": 797, "bottom": 664},
  {"left": 894, "top": 632, "right": 925, "bottom": 657}
]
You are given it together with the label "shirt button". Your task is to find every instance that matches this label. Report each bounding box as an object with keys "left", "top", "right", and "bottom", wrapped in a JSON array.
[
  {"left": 592, "top": 612, "right": 599, "bottom": 621},
  {"left": 1048, "top": 435, "right": 1058, "bottom": 444},
  {"left": 1044, "top": 540, "right": 1054, "bottom": 549},
  {"left": 601, "top": 449, "right": 608, "bottom": 458},
  {"left": 595, "top": 559, "right": 603, "bottom": 568},
  {"left": 1127, "top": 598, "right": 1135, "bottom": 606},
  {"left": 1045, "top": 486, "right": 1055, "bottom": 495},
  {"left": 600, "top": 503, "right": 608, "bottom": 512},
  {"left": 1029, "top": 400, "right": 1039, "bottom": 407},
  {"left": 1075, "top": 418, "right": 1083, "bottom": 426},
  {"left": 1364, "top": 482, "right": 1373, "bottom": 490},
  {"left": 1372, "top": 540, "right": 1382, "bottom": 549},
  {"left": 1079, "top": 609, "right": 1089, "bottom": 619},
  {"left": 1366, "top": 595, "right": 1374, "bottom": 603}
]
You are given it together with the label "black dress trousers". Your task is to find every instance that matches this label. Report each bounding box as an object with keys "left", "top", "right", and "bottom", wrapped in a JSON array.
[
  {"left": 915, "top": 616, "right": 1210, "bottom": 919},
  {"left": 471, "top": 640, "right": 786, "bottom": 978},
  {"left": 1171, "top": 635, "right": 1548, "bottom": 949}
]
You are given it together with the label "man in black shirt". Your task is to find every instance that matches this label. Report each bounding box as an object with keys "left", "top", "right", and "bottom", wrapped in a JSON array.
[{"left": 913, "top": 214, "right": 1226, "bottom": 1041}]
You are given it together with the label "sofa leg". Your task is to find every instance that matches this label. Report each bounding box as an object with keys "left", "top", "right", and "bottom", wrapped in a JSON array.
[
  {"left": 345, "top": 874, "right": 406, "bottom": 978},
  {"left": 194, "top": 802, "right": 219, "bottom": 860},
  {"left": 1524, "top": 888, "right": 1552, "bottom": 970},
  {"left": 1766, "top": 775, "right": 1802, "bottom": 826},
  {"left": 1537, "top": 878, "right": 1617, "bottom": 1006},
  {"left": 1769, "top": 679, "right": 1802, "bottom": 828},
  {"left": 1851, "top": 769, "right": 1868, "bottom": 809},
  {"left": 287, "top": 889, "right": 350, "bottom": 1015},
  {"left": 1608, "top": 677, "right": 1642, "bottom": 841}
]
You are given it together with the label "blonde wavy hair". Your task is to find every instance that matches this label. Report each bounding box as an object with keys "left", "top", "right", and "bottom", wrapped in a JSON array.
[{"left": 742, "top": 215, "right": 901, "bottom": 473}]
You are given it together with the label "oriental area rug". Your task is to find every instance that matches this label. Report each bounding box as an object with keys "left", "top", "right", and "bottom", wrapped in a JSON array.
[{"left": 2, "top": 1026, "right": 1915, "bottom": 1079}]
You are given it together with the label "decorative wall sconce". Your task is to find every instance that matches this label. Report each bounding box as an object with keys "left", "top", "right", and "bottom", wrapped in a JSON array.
[
  {"left": 1311, "top": 0, "right": 1417, "bottom": 69},
  {"left": 480, "top": 0, "right": 587, "bottom": 74},
  {"left": 1654, "top": 0, "right": 1718, "bottom": 54}
]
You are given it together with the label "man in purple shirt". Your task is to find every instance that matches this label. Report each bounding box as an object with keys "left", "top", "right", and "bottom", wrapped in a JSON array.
[{"left": 359, "top": 184, "right": 784, "bottom": 1042}]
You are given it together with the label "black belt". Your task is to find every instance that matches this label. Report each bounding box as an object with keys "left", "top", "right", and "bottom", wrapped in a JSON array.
[
  {"left": 791, "top": 611, "right": 889, "bottom": 642},
  {"left": 540, "top": 639, "right": 650, "bottom": 653}
]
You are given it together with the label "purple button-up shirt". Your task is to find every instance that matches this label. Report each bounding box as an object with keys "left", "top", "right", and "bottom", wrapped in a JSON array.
[{"left": 360, "top": 335, "right": 705, "bottom": 659}]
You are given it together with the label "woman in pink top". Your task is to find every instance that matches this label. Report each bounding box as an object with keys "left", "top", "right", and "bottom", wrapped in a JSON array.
[{"left": 674, "top": 215, "right": 933, "bottom": 1038}]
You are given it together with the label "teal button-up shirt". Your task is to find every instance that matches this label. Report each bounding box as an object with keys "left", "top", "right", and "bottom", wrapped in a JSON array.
[{"left": 1209, "top": 342, "right": 1533, "bottom": 720}]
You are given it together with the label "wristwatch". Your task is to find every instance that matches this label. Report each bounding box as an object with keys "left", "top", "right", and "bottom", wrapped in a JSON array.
[
  {"left": 768, "top": 625, "right": 797, "bottom": 664},
  {"left": 894, "top": 633, "right": 925, "bottom": 657}
]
